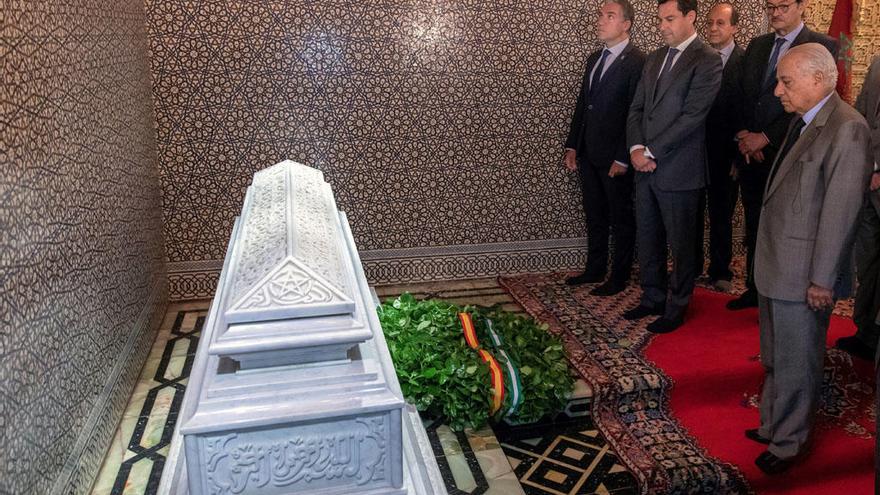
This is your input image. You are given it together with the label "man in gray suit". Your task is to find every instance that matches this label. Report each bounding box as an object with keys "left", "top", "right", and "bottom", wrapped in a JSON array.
[
  {"left": 750, "top": 43, "right": 872, "bottom": 475},
  {"left": 835, "top": 56, "right": 880, "bottom": 362},
  {"left": 624, "top": 0, "right": 722, "bottom": 333}
]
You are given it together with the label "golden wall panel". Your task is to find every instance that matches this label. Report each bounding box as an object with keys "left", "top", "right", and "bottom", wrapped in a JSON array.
[{"left": 807, "top": 0, "right": 877, "bottom": 97}]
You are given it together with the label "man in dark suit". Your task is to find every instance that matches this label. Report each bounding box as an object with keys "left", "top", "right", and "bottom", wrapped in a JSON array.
[
  {"left": 697, "top": 2, "right": 745, "bottom": 291},
  {"left": 749, "top": 44, "right": 871, "bottom": 474},
  {"left": 563, "top": 0, "right": 646, "bottom": 296},
  {"left": 727, "top": 0, "right": 838, "bottom": 310},
  {"left": 836, "top": 56, "right": 880, "bottom": 362},
  {"left": 624, "top": 0, "right": 722, "bottom": 333},
  {"left": 838, "top": 56, "right": 880, "bottom": 494}
]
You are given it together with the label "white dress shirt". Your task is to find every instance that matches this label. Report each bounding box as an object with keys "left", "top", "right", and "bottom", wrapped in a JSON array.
[
  {"left": 717, "top": 40, "right": 735, "bottom": 68},
  {"left": 566, "top": 38, "right": 632, "bottom": 169},
  {"left": 589, "top": 38, "right": 631, "bottom": 88}
]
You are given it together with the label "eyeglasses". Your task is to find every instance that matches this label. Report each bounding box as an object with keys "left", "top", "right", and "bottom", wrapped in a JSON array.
[{"left": 764, "top": 2, "right": 798, "bottom": 13}]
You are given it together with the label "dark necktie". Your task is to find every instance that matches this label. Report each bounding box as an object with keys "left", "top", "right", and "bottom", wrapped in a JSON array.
[
  {"left": 590, "top": 49, "right": 611, "bottom": 95},
  {"left": 763, "top": 37, "right": 787, "bottom": 88},
  {"left": 768, "top": 117, "right": 806, "bottom": 187},
  {"left": 655, "top": 47, "right": 679, "bottom": 98}
]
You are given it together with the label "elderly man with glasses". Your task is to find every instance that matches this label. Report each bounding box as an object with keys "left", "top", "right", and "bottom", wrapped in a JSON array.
[{"left": 726, "top": 0, "right": 837, "bottom": 312}]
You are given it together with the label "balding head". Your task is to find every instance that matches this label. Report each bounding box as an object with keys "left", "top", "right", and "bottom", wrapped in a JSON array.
[{"left": 774, "top": 43, "right": 838, "bottom": 114}]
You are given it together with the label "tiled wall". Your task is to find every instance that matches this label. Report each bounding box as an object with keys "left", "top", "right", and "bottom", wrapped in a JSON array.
[
  {"left": 146, "top": 0, "right": 768, "bottom": 300},
  {"left": 1, "top": 2, "right": 166, "bottom": 494}
]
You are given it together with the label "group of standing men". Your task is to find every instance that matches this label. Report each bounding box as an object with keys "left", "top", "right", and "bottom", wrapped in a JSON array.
[{"left": 563, "top": 0, "right": 879, "bottom": 476}]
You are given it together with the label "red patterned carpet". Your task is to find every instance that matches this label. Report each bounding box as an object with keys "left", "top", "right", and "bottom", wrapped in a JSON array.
[{"left": 500, "top": 273, "right": 875, "bottom": 494}]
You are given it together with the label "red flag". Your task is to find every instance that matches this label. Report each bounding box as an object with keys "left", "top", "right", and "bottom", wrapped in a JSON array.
[{"left": 827, "top": 0, "right": 855, "bottom": 102}]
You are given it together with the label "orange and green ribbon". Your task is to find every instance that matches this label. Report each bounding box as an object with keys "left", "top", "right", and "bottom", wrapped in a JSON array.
[
  {"left": 459, "top": 312, "right": 505, "bottom": 415},
  {"left": 484, "top": 318, "right": 524, "bottom": 419}
]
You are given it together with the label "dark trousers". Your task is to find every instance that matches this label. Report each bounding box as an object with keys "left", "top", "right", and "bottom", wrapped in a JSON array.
[
  {"left": 697, "top": 147, "right": 738, "bottom": 281},
  {"left": 854, "top": 195, "right": 880, "bottom": 350},
  {"left": 578, "top": 159, "right": 635, "bottom": 281},
  {"left": 635, "top": 179, "right": 701, "bottom": 321},
  {"left": 737, "top": 161, "right": 771, "bottom": 293}
]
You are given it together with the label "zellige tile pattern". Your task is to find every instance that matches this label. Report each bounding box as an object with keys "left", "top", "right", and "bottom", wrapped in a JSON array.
[
  {"left": 1, "top": 2, "right": 166, "bottom": 493},
  {"left": 144, "top": 0, "right": 769, "bottom": 298}
]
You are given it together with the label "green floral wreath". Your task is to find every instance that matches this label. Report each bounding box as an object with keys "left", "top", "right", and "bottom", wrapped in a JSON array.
[{"left": 378, "top": 293, "right": 573, "bottom": 431}]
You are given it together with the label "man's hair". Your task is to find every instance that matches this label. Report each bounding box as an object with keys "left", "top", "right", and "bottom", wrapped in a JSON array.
[
  {"left": 606, "top": 0, "right": 635, "bottom": 24},
  {"left": 660, "top": 0, "right": 698, "bottom": 17},
  {"left": 716, "top": 2, "right": 740, "bottom": 25},
  {"left": 784, "top": 43, "right": 839, "bottom": 91}
]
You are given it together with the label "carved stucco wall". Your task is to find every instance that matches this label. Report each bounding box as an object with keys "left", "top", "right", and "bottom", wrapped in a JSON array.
[
  {"left": 0, "top": 2, "right": 166, "bottom": 494},
  {"left": 147, "top": 0, "right": 768, "bottom": 300},
  {"left": 806, "top": 0, "right": 874, "bottom": 96},
  {"left": 854, "top": 0, "right": 880, "bottom": 96}
]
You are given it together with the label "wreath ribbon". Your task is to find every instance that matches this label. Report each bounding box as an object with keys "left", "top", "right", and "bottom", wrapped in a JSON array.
[
  {"left": 484, "top": 318, "right": 524, "bottom": 418},
  {"left": 458, "top": 312, "right": 505, "bottom": 415}
]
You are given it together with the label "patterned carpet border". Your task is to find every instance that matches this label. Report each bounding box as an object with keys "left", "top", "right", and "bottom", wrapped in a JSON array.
[{"left": 499, "top": 273, "right": 753, "bottom": 495}]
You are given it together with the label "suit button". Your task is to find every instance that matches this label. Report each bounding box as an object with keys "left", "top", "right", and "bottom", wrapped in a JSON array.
[{"left": 588, "top": 104, "right": 593, "bottom": 110}]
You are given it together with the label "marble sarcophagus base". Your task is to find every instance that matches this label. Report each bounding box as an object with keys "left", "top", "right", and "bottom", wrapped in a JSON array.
[{"left": 157, "top": 161, "right": 446, "bottom": 495}]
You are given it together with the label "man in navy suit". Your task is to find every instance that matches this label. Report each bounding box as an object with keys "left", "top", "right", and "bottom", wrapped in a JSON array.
[
  {"left": 624, "top": 0, "right": 722, "bottom": 333},
  {"left": 563, "top": 0, "right": 646, "bottom": 296},
  {"left": 726, "top": 0, "right": 838, "bottom": 311},
  {"left": 696, "top": 2, "right": 745, "bottom": 292}
]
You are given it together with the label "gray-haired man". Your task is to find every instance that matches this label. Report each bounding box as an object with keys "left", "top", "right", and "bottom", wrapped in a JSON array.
[{"left": 750, "top": 43, "right": 872, "bottom": 475}]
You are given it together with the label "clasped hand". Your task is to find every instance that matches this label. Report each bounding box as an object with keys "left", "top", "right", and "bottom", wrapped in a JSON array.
[
  {"left": 736, "top": 131, "right": 768, "bottom": 164},
  {"left": 630, "top": 149, "right": 656, "bottom": 172}
]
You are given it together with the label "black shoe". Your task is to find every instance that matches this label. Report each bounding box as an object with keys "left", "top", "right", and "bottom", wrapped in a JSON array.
[
  {"left": 565, "top": 271, "right": 606, "bottom": 286},
  {"left": 745, "top": 428, "right": 771, "bottom": 445},
  {"left": 755, "top": 450, "right": 796, "bottom": 475},
  {"left": 835, "top": 336, "right": 876, "bottom": 361},
  {"left": 647, "top": 317, "right": 683, "bottom": 334},
  {"left": 623, "top": 304, "right": 665, "bottom": 320},
  {"left": 726, "top": 290, "right": 758, "bottom": 310},
  {"left": 590, "top": 279, "right": 627, "bottom": 296}
]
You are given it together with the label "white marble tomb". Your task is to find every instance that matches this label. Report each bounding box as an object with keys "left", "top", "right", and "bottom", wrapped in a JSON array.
[{"left": 158, "top": 160, "right": 446, "bottom": 495}]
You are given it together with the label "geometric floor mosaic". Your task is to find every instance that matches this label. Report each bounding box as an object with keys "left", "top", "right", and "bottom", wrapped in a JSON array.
[
  {"left": 496, "top": 414, "right": 638, "bottom": 495},
  {"left": 90, "top": 279, "right": 639, "bottom": 495},
  {"left": 91, "top": 302, "right": 205, "bottom": 495}
]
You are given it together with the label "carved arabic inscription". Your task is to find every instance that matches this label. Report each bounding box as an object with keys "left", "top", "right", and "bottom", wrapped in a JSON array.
[{"left": 204, "top": 417, "right": 387, "bottom": 494}]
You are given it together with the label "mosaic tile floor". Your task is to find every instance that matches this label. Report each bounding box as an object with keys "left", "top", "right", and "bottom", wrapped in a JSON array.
[{"left": 91, "top": 278, "right": 638, "bottom": 495}]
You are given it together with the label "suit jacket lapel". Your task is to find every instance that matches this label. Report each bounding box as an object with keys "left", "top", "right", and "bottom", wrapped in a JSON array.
[
  {"left": 594, "top": 42, "right": 633, "bottom": 95},
  {"left": 653, "top": 41, "right": 700, "bottom": 104},
  {"left": 582, "top": 50, "right": 601, "bottom": 99},
  {"left": 754, "top": 37, "right": 774, "bottom": 90},
  {"left": 645, "top": 51, "right": 664, "bottom": 109},
  {"left": 764, "top": 94, "right": 840, "bottom": 201},
  {"left": 791, "top": 25, "right": 814, "bottom": 47}
]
